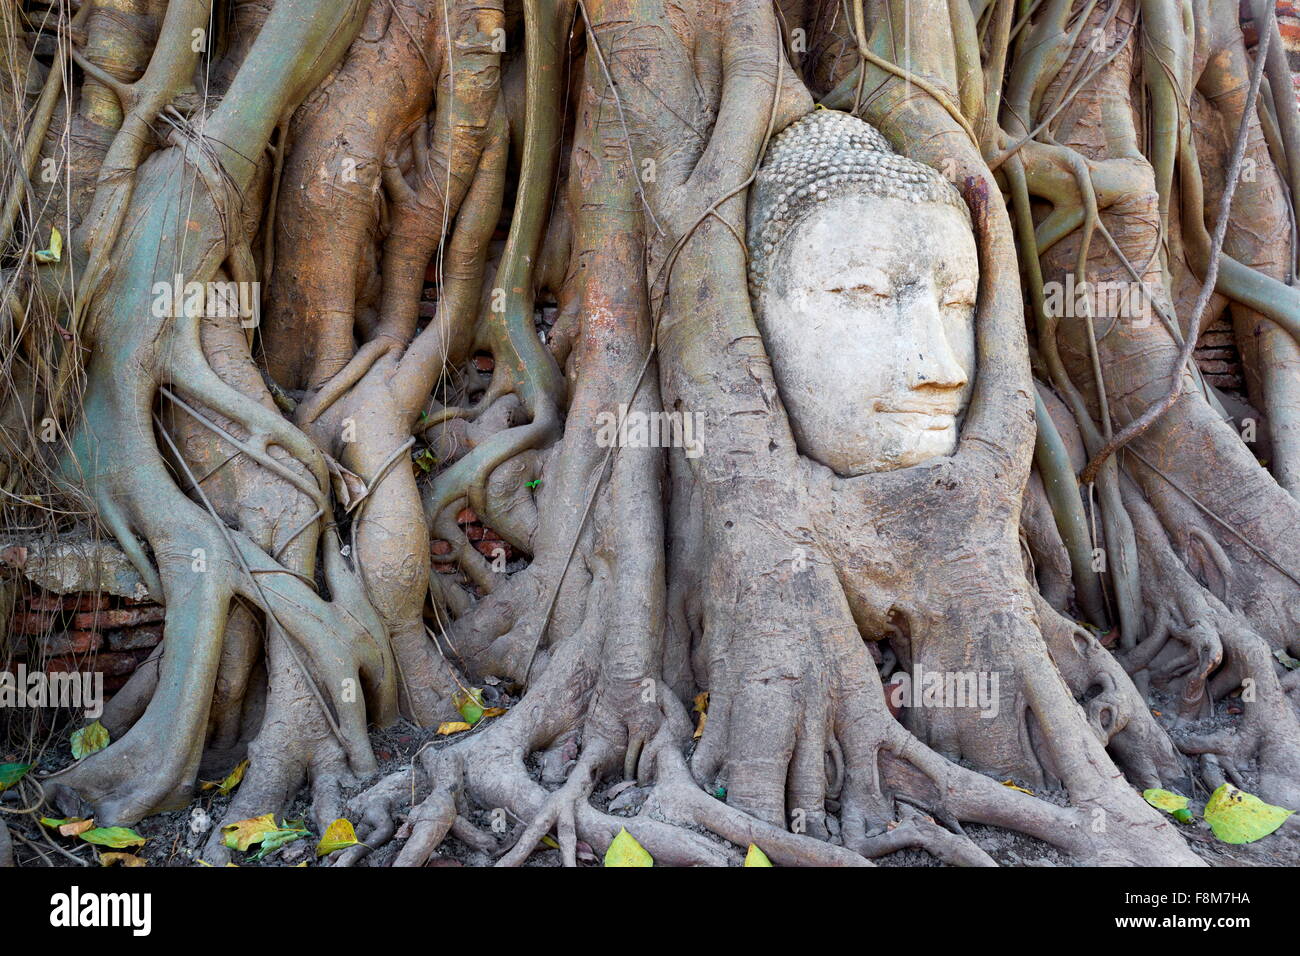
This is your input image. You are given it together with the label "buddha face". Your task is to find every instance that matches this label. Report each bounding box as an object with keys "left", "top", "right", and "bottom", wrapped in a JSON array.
[{"left": 755, "top": 192, "right": 978, "bottom": 476}]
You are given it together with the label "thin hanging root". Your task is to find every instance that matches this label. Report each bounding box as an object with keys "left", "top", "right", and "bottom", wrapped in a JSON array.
[
  {"left": 422, "top": 3, "right": 567, "bottom": 552},
  {"left": 1008, "top": 147, "right": 1144, "bottom": 648},
  {"left": 1032, "top": 388, "right": 1109, "bottom": 625},
  {"left": 1079, "top": 19, "right": 1271, "bottom": 486},
  {"left": 0, "top": 3, "right": 88, "bottom": 248}
]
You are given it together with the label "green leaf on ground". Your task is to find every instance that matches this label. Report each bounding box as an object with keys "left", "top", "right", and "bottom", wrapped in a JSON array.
[
  {"left": 0, "top": 763, "right": 32, "bottom": 791},
  {"left": 453, "top": 687, "right": 486, "bottom": 725},
  {"left": 247, "top": 827, "right": 308, "bottom": 862},
  {"left": 71, "top": 721, "right": 110, "bottom": 760},
  {"left": 79, "top": 826, "right": 147, "bottom": 849},
  {"left": 1203, "top": 784, "right": 1294, "bottom": 844}
]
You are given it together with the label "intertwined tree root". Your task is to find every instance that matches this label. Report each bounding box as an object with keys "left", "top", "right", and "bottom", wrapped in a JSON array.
[{"left": 4, "top": 0, "right": 1300, "bottom": 868}]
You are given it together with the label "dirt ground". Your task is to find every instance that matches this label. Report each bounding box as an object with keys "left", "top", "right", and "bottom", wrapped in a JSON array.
[{"left": 6, "top": 685, "right": 1298, "bottom": 867}]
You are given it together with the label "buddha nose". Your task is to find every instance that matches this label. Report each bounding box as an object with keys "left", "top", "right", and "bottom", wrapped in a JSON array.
[{"left": 903, "top": 300, "right": 968, "bottom": 391}]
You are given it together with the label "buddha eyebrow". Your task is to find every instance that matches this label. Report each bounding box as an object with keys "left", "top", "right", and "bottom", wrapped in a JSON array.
[{"left": 825, "top": 281, "right": 888, "bottom": 294}]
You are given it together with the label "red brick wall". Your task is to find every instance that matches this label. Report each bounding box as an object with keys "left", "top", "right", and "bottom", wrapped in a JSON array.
[{"left": 4, "top": 589, "right": 164, "bottom": 699}]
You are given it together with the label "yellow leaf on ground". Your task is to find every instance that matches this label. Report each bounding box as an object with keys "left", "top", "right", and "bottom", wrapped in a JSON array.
[
  {"left": 316, "top": 818, "right": 360, "bottom": 857},
  {"left": 1203, "top": 784, "right": 1294, "bottom": 844},
  {"left": 202, "top": 759, "right": 249, "bottom": 795},
  {"left": 222, "top": 813, "right": 279, "bottom": 852},
  {"left": 743, "top": 844, "right": 773, "bottom": 867},
  {"left": 481, "top": 707, "right": 507, "bottom": 718},
  {"left": 693, "top": 692, "right": 709, "bottom": 740},
  {"left": 34, "top": 226, "right": 62, "bottom": 263},
  {"left": 100, "top": 852, "right": 146, "bottom": 867},
  {"left": 71, "top": 721, "right": 110, "bottom": 760},
  {"left": 604, "top": 827, "right": 653, "bottom": 867},
  {"left": 1142, "top": 788, "right": 1189, "bottom": 813},
  {"left": 1001, "top": 779, "right": 1034, "bottom": 795},
  {"left": 437, "top": 721, "right": 472, "bottom": 735}
]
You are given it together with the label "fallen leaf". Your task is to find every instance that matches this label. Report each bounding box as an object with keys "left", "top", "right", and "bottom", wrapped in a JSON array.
[
  {"left": 99, "top": 852, "right": 147, "bottom": 867},
  {"left": 60, "top": 818, "right": 95, "bottom": 838},
  {"left": 222, "top": 813, "right": 279, "bottom": 852},
  {"left": 693, "top": 692, "right": 709, "bottom": 740},
  {"left": 437, "top": 721, "right": 472, "bottom": 735},
  {"left": 539, "top": 834, "right": 560, "bottom": 850},
  {"left": 604, "top": 827, "right": 653, "bottom": 867},
  {"left": 201, "top": 758, "right": 249, "bottom": 796},
  {"left": 71, "top": 721, "right": 110, "bottom": 760},
  {"left": 743, "top": 844, "right": 773, "bottom": 867},
  {"left": 248, "top": 826, "right": 308, "bottom": 862},
  {"left": 1001, "top": 779, "right": 1034, "bottom": 795},
  {"left": 1203, "top": 784, "right": 1294, "bottom": 844},
  {"left": 1142, "top": 788, "right": 1190, "bottom": 814},
  {"left": 414, "top": 448, "right": 438, "bottom": 474},
  {"left": 0, "top": 763, "right": 32, "bottom": 791},
  {"left": 316, "top": 818, "right": 360, "bottom": 857},
  {"left": 79, "top": 826, "right": 147, "bottom": 848},
  {"left": 33, "top": 226, "right": 62, "bottom": 263},
  {"left": 481, "top": 707, "right": 507, "bottom": 718},
  {"left": 1275, "top": 649, "right": 1300, "bottom": 671},
  {"left": 453, "top": 687, "right": 486, "bottom": 725}
]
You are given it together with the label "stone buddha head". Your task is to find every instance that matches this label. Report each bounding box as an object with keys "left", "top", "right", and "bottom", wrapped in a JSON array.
[{"left": 748, "top": 110, "right": 978, "bottom": 476}]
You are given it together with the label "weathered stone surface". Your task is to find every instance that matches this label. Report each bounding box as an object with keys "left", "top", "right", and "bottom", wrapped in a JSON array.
[
  {"left": 749, "top": 111, "right": 978, "bottom": 476},
  {"left": 0, "top": 534, "right": 150, "bottom": 601}
]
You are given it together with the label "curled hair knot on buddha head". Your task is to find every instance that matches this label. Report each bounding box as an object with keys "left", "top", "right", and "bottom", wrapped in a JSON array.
[{"left": 746, "top": 109, "right": 970, "bottom": 296}]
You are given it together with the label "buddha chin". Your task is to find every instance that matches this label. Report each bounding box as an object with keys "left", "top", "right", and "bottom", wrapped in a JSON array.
[{"left": 747, "top": 110, "right": 978, "bottom": 477}]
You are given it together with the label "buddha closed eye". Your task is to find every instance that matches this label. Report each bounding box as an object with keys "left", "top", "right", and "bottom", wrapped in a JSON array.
[{"left": 747, "top": 111, "right": 978, "bottom": 477}]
